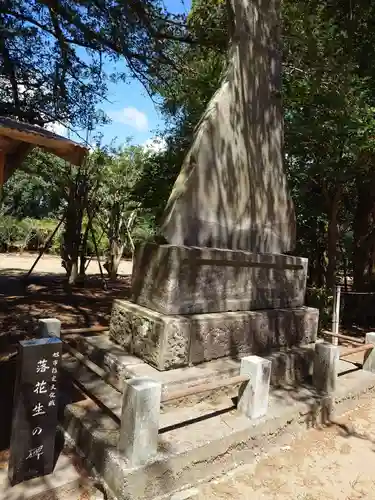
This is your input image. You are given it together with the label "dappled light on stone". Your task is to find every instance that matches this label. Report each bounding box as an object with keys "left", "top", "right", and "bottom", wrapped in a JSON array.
[{"left": 161, "top": 0, "right": 295, "bottom": 253}]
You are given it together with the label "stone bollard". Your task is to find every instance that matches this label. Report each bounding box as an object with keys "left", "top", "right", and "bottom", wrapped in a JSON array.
[
  {"left": 363, "top": 332, "right": 375, "bottom": 373},
  {"left": 238, "top": 355, "right": 272, "bottom": 419},
  {"left": 118, "top": 377, "right": 162, "bottom": 466},
  {"left": 313, "top": 342, "right": 339, "bottom": 393},
  {"left": 38, "top": 318, "right": 61, "bottom": 338}
]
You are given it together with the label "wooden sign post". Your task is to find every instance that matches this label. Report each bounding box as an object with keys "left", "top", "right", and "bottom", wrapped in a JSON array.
[{"left": 8, "top": 337, "right": 62, "bottom": 485}]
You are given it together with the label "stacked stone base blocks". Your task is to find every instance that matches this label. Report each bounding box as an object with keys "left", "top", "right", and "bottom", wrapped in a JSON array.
[{"left": 110, "top": 244, "right": 319, "bottom": 372}]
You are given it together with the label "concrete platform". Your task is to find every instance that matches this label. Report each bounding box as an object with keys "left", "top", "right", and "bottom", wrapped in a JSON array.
[
  {"left": 110, "top": 300, "right": 318, "bottom": 370},
  {"left": 131, "top": 244, "right": 308, "bottom": 315},
  {"left": 61, "top": 360, "right": 375, "bottom": 500}
]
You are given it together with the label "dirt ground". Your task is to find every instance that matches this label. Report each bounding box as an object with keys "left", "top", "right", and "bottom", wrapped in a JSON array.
[
  {"left": 0, "top": 253, "right": 133, "bottom": 348},
  {"left": 199, "top": 399, "right": 375, "bottom": 500},
  {"left": 0, "top": 252, "right": 133, "bottom": 276}
]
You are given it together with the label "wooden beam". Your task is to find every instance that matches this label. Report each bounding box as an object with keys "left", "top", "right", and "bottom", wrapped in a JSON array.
[
  {"left": 323, "top": 330, "right": 364, "bottom": 345},
  {"left": 161, "top": 374, "right": 249, "bottom": 403},
  {"left": 0, "top": 118, "right": 88, "bottom": 166},
  {"left": 340, "top": 343, "right": 373, "bottom": 358},
  {"left": 62, "top": 341, "right": 121, "bottom": 393},
  {"left": 61, "top": 325, "right": 108, "bottom": 335}
]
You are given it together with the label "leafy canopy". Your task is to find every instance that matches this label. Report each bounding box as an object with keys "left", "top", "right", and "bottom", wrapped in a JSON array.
[{"left": 1, "top": 0, "right": 194, "bottom": 128}]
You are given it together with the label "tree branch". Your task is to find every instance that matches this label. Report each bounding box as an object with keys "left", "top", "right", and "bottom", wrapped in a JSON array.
[
  {"left": 0, "top": 36, "right": 20, "bottom": 110},
  {"left": 46, "top": 4, "right": 69, "bottom": 98}
]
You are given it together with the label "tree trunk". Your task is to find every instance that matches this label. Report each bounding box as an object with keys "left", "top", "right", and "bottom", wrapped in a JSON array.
[
  {"left": 326, "top": 205, "right": 338, "bottom": 290},
  {"left": 104, "top": 209, "right": 137, "bottom": 279},
  {"left": 126, "top": 210, "right": 137, "bottom": 255},
  {"left": 79, "top": 223, "right": 90, "bottom": 280},
  {"left": 352, "top": 177, "right": 375, "bottom": 291},
  {"left": 69, "top": 261, "right": 79, "bottom": 285},
  {"left": 318, "top": 219, "right": 327, "bottom": 287},
  {"left": 316, "top": 245, "right": 327, "bottom": 288},
  {"left": 339, "top": 241, "right": 348, "bottom": 292},
  {"left": 108, "top": 239, "right": 124, "bottom": 280},
  {"left": 61, "top": 186, "right": 84, "bottom": 286},
  {"left": 325, "top": 189, "right": 341, "bottom": 291},
  {"left": 308, "top": 242, "right": 326, "bottom": 288}
]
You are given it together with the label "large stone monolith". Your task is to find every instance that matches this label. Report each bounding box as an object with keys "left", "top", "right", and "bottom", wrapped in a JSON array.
[{"left": 161, "top": 0, "right": 295, "bottom": 253}]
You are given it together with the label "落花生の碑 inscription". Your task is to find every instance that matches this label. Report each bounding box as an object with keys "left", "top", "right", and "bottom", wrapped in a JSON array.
[
  {"left": 161, "top": 0, "right": 295, "bottom": 253},
  {"left": 8, "top": 337, "right": 62, "bottom": 485}
]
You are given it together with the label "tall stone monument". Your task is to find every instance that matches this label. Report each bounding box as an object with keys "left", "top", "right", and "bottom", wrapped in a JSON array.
[
  {"left": 162, "top": 0, "right": 295, "bottom": 254},
  {"left": 110, "top": 0, "right": 318, "bottom": 372}
]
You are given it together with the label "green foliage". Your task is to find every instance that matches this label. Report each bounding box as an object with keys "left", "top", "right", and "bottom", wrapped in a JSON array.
[
  {"left": 82, "top": 219, "right": 109, "bottom": 257},
  {"left": 97, "top": 143, "right": 146, "bottom": 213},
  {"left": 1, "top": 0, "right": 194, "bottom": 128},
  {"left": 131, "top": 214, "right": 158, "bottom": 250},
  {"left": 132, "top": 149, "right": 181, "bottom": 220},
  {"left": 0, "top": 216, "right": 61, "bottom": 253},
  {"left": 1, "top": 149, "right": 65, "bottom": 219},
  {"left": 94, "top": 143, "right": 158, "bottom": 263},
  {"left": 283, "top": 0, "right": 375, "bottom": 290}
]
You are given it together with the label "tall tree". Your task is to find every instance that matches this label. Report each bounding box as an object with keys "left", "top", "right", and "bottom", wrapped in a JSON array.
[
  {"left": 96, "top": 143, "right": 149, "bottom": 279},
  {"left": 283, "top": 0, "right": 375, "bottom": 289}
]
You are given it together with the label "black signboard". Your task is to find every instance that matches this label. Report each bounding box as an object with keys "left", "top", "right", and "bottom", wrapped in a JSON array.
[{"left": 8, "top": 337, "right": 62, "bottom": 485}]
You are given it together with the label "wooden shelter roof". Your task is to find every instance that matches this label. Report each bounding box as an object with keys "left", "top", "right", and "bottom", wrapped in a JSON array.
[{"left": 0, "top": 117, "right": 88, "bottom": 185}]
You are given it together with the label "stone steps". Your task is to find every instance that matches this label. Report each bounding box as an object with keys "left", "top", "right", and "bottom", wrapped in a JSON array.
[
  {"left": 61, "top": 353, "right": 239, "bottom": 426},
  {"left": 60, "top": 350, "right": 252, "bottom": 499},
  {"left": 64, "top": 333, "right": 147, "bottom": 392},
  {"left": 59, "top": 334, "right": 323, "bottom": 499},
  {"left": 63, "top": 333, "right": 242, "bottom": 398},
  {"left": 63, "top": 332, "right": 316, "bottom": 392},
  {"left": 62, "top": 353, "right": 123, "bottom": 419},
  {"left": 60, "top": 346, "right": 375, "bottom": 500}
]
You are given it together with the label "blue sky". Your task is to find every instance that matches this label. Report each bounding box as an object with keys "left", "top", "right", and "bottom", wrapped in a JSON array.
[{"left": 59, "top": 0, "right": 192, "bottom": 151}]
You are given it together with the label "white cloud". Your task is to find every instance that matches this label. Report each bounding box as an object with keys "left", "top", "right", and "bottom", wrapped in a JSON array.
[
  {"left": 143, "top": 136, "right": 167, "bottom": 153},
  {"left": 46, "top": 122, "right": 67, "bottom": 137},
  {"left": 109, "top": 107, "right": 149, "bottom": 131}
]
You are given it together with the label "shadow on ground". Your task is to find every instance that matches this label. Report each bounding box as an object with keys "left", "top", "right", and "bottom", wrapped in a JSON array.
[{"left": 0, "top": 269, "right": 131, "bottom": 349}]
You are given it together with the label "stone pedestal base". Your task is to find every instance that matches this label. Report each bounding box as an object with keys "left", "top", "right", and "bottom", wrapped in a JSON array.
[
  {"left": 131, "top": 244, "right": 308, "bottom": 315},
  {"left": 110, "top": 299, "right": 319, "bottom": 371}
]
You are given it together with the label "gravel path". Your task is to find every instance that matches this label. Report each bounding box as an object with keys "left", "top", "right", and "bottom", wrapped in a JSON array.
[
  {"left": 0, "top": 252, "right": 133, "bottom": 276},
  {"left": 198, "top": 399, "right": 375, "bottom": 500}
]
